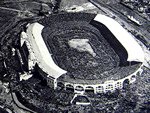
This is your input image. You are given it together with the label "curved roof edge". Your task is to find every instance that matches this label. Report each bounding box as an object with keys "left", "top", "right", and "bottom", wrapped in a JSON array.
[
  {"left": 26, "top": 22, "right": 67, "bottom": 79},
  {"left": 94, "top": 14, "right": 144, "bottom": 62}
]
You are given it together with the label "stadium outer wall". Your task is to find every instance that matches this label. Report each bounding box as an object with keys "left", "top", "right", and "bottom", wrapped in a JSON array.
[{"left": 56, "top": 65, "right": 143, "bottom": 94}]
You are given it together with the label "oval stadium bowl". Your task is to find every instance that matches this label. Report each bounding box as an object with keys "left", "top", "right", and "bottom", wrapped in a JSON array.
[{"left": 20, "top": 12, "right": 144, "bottom": 94}]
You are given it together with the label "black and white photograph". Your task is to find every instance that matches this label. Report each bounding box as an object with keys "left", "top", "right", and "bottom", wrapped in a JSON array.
[{"left": 0, "top": 0, "right": 149, "bottom": 112}]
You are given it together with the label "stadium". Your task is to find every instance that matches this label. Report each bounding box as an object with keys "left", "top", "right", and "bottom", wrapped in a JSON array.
[{"left": 19, "top": 13, "right": 144, "bottom": 95}]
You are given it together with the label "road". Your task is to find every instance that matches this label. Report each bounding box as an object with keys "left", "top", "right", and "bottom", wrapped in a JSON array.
[{"left": 11, "top": 92, "right": 36, "bottom": 113}]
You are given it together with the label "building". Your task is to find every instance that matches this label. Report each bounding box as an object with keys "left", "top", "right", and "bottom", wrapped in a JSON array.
[{"left": 19, "top": 13, "right": 144, "bottom": 95}]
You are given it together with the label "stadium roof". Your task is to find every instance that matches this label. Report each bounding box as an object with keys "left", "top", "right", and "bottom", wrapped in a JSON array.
[
  {"left": 26, "top": 22, "right": 67, "bottom": 79},
  {"left": 94, "top": 14, "right": 144, "bottom": 62}
]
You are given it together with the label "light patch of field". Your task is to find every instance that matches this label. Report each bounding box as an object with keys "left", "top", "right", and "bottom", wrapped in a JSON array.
[{"left": 68, "top": 39, "right": 96, "bottom": 57}]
